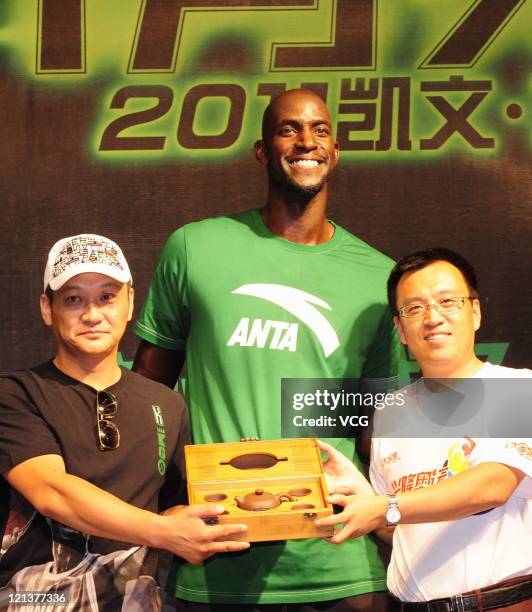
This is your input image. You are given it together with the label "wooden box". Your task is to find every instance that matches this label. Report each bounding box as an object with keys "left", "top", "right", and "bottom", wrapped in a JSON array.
[{"left": 185, "top": 438, "right": 335, "bottom": 542}]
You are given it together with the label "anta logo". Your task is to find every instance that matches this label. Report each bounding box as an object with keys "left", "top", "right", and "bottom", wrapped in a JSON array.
[
  {"left": 228, "top": 318, "right": 298, "bottom": 352},
  {"left": 226, "top": 284, "right": 340, "bottom": 357}
]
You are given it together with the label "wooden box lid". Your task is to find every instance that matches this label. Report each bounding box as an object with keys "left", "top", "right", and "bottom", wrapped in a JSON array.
[{"left": 185, "top": 438, "right": 324, "bottom": 484}]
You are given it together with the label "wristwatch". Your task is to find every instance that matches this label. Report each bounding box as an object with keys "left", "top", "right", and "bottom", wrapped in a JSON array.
[{"left": 385, "top": 495, "right": 401, "bottom": 527}]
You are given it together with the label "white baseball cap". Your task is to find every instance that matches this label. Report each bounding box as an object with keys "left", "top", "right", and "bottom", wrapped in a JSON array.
[{"left": 44, "top": 234, "right": 132, "bottom": 291}]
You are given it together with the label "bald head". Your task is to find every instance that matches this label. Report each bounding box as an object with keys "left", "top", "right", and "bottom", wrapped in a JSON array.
[{"left": 261, "top": 89, "right": 331, "bottom": 141}]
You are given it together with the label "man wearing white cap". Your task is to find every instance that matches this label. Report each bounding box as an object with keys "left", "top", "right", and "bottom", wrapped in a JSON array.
[{"left": 0, "top": 234, "right": 249, "bottom": 611}]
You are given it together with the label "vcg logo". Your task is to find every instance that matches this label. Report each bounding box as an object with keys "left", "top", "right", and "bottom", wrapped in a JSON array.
[{"left": 226, "top": 284, "right": 340, "bottom": 357}]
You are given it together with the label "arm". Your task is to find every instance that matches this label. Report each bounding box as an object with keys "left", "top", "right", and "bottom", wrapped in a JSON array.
[
  {"left": 318, "top": 440, "right": 393, "bottom": 544},
  {"left": 5, "top": 454, "right": 249, "bottom": 564},
  {"left": 357, "top": 306, "right": 402, "bottom": 463},
  {"left": 316, "top": 458, "right": 525, "bottom": 543},
  {"left": 133, "top": 228, "right": 190, "bottom": 386},
  {"left": 132, "top": 340, "right": 185, "bottom": 389}
]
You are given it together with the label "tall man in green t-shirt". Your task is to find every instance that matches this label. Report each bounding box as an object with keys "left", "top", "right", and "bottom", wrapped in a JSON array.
[{"left": 133, "top": 89, "right": 400, "bottom": 611}]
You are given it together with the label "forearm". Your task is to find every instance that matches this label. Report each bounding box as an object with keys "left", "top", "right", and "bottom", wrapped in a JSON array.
[
  {"left": 395, "top": 462, "right": 523, "bottom": 523},
  {"left": 376, "top": 462, "right": 522, "bottom": 525},
  {"left": 32, "top": 470, "right": 166, "bottom": 548},
  {"left": 318, "top": 462, "right": 524, "bottom": 542},
  {"left": 7, "top": 454, "right": 250, "bottom": 563}
]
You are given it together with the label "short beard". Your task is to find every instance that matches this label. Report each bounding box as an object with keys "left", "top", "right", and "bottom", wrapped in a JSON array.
[{"left": 269, "top": 168, "right": 326, "bottom": 205}]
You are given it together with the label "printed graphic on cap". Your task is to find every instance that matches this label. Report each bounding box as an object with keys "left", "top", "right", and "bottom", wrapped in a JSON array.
[{"left": 52, "top": 236, "right": 125, "bottom": 281}]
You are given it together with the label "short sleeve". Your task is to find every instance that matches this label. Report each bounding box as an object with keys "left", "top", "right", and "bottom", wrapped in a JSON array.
[
  {"left": 0, "top": 377, "right": 61, "bottom": 474},
  {"left": 369, "top": 437, "right": 389, "bottom": 495},
  {"left": 362, "top": 308, "right": 401, "bottom": 384},
  {"left": 134, "top": 227, "right": 190, "bottom": 350},
  {"left": 470, "top": 438, "right": 532, "bottom": 498}
]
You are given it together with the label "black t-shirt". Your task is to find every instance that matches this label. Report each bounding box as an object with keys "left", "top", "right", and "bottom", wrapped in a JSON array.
[{"left": 0, "top": 361, "right": 189, "bottom": 608}]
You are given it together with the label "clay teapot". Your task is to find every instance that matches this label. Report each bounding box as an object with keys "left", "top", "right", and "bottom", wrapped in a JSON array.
[{"left": 235, "top": 488, "right": 294, "bottom": 511}]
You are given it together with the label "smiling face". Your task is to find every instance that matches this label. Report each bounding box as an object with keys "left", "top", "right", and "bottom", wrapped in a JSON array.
[
  {"left": 255, "top": 89, "right": 339, "bottom": 199},
  {"left": 40, "top": 272, "right": 134, "bottom": 362},
  {"left": 394, "top": 261, "right": 482, "bottom": 378}
]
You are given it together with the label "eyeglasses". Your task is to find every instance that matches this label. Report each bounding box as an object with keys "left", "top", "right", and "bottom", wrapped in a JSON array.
[
  {"left": 96, "top": 391, "right": 120, "bottom": 451},
  {"left": 398, "top": 296, "right": 476, "bottom": 319}
]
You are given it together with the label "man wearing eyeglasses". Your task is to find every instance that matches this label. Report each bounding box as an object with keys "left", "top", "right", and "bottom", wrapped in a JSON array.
[
  {"left": 0, "top": 234, "right": 249, "bottom": 611},
  {"left": 316, "top": 248, "right": 532, "bottom": 611}
]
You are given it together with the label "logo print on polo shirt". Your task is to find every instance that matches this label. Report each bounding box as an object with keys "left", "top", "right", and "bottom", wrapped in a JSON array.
[{"left": 226, "top": 284, "right": 340, "bottom": 357}]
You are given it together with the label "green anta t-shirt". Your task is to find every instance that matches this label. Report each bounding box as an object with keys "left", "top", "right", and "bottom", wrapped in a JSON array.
[{"left": 135, "top": 209, "right": 400, "bottom": 604}]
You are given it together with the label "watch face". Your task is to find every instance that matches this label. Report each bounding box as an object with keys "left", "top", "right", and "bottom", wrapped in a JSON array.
[{"left": 387, "top": 507, "right": 401, "bottom": 524}]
